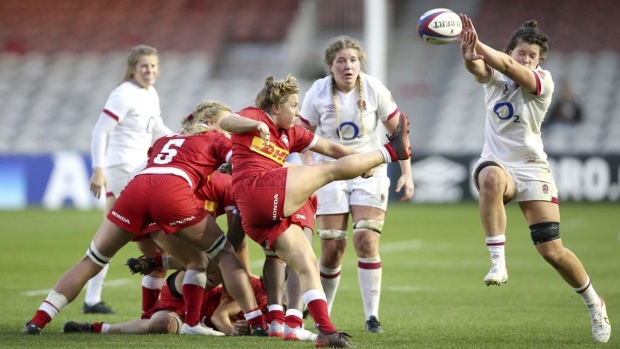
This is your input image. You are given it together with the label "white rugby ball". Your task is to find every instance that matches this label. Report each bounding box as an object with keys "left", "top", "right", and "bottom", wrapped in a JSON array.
[{"left": 417, "top": 8, "right": 462, "bottom": 45}]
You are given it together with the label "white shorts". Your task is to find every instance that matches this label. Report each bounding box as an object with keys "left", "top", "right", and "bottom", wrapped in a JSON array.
[
  {"left": 104, "top": 165, "right": 132, "bottom": 198},
  {"left": 472, "top": 158, "right": 559, "bottom": 203},
  {"left": 316, "top": 164, "right": 390, "bottom": 215}
]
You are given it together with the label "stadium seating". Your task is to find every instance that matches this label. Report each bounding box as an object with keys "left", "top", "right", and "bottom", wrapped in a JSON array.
[{"left": 0, "top": 0, "right": 618, "bottom": 155}]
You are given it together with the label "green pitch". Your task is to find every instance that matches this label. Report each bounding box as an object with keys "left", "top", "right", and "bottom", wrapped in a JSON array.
[{"left": 1, "top": 202, "right": 618, "bottom": 348}]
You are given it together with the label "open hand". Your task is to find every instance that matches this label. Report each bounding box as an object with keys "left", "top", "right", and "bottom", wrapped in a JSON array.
[{"left": 459, "top": 14, "right": 484, "bottom": 62}]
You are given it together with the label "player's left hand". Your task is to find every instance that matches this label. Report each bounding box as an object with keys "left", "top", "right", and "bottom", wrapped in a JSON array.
[{"left": 395, "top": 173, "right": 414, "bottom": 201}]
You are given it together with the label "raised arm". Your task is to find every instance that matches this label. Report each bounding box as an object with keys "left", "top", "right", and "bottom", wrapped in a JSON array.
[
  {"left": 461, "top": 14, "right": 539, "bottom": 92},
  {"left": 219, "top": 114, "right": 271, "bottom": 147}
]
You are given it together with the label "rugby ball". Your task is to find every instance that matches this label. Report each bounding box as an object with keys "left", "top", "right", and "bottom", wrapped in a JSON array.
[{"left": 417, "top": 8, "right": 462, "bottom": 45}]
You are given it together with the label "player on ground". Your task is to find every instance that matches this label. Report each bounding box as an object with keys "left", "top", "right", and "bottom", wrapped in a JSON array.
[
  {"left": 298, "top": 35, "right": 414, "bottom": 333},
  {"left": 86, "top": 44, "right": 172, "bottom": 314},
  {"left": 62, "top": 270, "right": 267, "bottom": 336},
  {"left": 218, "top": 74, "right": 411, "bottom": 348},
  {"left": 22, "top": 101, "right": 267, "bottom": 336},
  {"left": 458, "top": 14, "right": 610, "bottom": 343}
]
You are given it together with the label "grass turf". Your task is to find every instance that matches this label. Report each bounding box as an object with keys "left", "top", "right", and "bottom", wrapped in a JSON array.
[{"left": 1, "top": 202, "right": 618, "bottom": 348}]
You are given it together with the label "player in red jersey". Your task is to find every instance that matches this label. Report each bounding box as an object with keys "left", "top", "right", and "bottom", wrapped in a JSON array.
[
  {"left": 219, "top": 74, "right": 411, "bottom": 348},
  {"left": 22, "top": 101, "right": 268, "bottom": 337},
  {"left": 62, "top": 270, "right": 268, "bottom": 336},
  {"left": 127, "top": 101, "right": 241, "bottom": 319}
]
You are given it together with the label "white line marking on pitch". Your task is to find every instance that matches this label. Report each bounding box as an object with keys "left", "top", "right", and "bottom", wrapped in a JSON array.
[
  {"left": 248, "top": 239, "right": 423, "bottom": 269},
  {"left": 23, "top": 278, "right": 133, "bottom": 297},
  {"left": 24, "top": 241, "right": 425, "bottom": 296}
]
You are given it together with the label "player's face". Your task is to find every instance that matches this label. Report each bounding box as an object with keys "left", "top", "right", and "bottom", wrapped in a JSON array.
[
  {"left": 273, "top": 94, "right": 299, "bottom": 129},
  {"left": 509, "top": 41, "right": 541, "bottom": 70},
  {"left": 132, "top": 55, "right": 159, "bottom": 88},
  {"left": 329, "top": 48, "right": 360, "bottom": 93}
]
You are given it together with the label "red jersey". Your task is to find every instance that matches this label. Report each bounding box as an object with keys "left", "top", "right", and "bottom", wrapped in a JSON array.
[
  {"left": 196, "top": 172, "right": 235, "bottom": 218},
  {"left": 141, "top": 131, "right": 231, "bottom": 191},
  {"left": 143, "top": 274, "right": 267, "bottom": 329},
  {"left": 230, "top": 107, "right": 317, "bottom": 186}
]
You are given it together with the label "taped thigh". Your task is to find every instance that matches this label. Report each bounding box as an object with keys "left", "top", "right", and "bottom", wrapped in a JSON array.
[
  {"left": 86, "top": 241, "right": 112, "bottom": 267},
  {"left": 353, "top": 219, "right": 384, "bottom": 235},
  {"left": 530, "top": 222, "right": 560, "bottom": 245},
  {"left": 318, "top": 229, "right": 347, "bottom": 240}
]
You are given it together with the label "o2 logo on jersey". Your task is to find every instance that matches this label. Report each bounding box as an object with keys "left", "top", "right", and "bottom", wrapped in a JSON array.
[
  {"left": 493, "top": 102, "right": 520, "bottom": 123},
  {"left": 336, "top": 122, "right": 362, "bottom": 140},
  {"left": 145, "top": 116, "right": 156, "bottom": 133}
]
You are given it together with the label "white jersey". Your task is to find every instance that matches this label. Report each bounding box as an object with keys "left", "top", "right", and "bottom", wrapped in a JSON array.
[
  {"left": 300, "top": 73, "right": 398, "bottom": 160},
  {"left": 91, "top": 81, "right": 171, "bottom": 171},
  {"left": 480, "top": 67, "right": 554, "bottom": 166}
]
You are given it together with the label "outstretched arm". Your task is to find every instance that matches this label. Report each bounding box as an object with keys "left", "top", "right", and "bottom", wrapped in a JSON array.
[
  {"left": 460, "top": 14, "right": 538, "bottom": 92},
  {"left": 459, "top": 14, "right": 491, "bottom": 84},
  {"left": 219, "top": 114, "right": 271, "bottom": 147}
]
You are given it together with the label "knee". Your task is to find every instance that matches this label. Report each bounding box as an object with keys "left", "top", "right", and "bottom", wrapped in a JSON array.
[
  {"left": 184, "top": 255, "right": 208, "bottom": 272},
  {"left": 537, "top": 244, "right": 565, "bottom": 267},
  {"left": 320, "top": 239, "right": 346, "bottom": 264},
  {"left": 478, "top": 170, "right": 506, "bottom": 195},
  {"left": 531, "top": 222, "right": 563, "bottom": 265},
  {"left": 149, "top": 315, "right": 178, "bottom": 334}
]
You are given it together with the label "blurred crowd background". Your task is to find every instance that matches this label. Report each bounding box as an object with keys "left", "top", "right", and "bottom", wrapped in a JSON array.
[
  {"left": 1, "top": 0, "right": 619, "bottom": 207},
  {"left": 2, "top": 0, "right": 619, "bottom": 155}
]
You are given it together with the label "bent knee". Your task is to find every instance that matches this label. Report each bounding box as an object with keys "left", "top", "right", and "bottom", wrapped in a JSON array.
[
  {"left": 150, "top": 315, "right": 180, "bottom": 334},
  {"left": 478, "top": 169, "right": 507, "bottom": 194}
]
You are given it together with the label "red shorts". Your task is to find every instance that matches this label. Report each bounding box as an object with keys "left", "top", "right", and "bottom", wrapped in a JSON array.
[
  {"left": 234, "top": 169, "right": 317, "bottom": 250},
  {"left": 133, "top": 173, "right": 235, "bottom": 240},
  {"left": 108, "top": 174, "right": 207, "bottom": 236},
  {"left": 142, "top": 278, "right": 185, "bottom": 320}
]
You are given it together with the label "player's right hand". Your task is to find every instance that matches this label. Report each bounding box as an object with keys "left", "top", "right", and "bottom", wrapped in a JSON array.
[
  {"left": 257, "top": 122, "right": 270, "bottom": 147},
  {"left": 90, "top": 168, "right": 107, "bottom": 199}
]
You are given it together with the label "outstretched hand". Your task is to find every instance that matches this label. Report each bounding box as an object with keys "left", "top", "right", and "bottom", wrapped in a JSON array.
[
  {"left": 256, "top": 122, "right": 270, "bottom": 147},
  {"left": 459, "top": 14, "right": 484, "bottom": 62}
]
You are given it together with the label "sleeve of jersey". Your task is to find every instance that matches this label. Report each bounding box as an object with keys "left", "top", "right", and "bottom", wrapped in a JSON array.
[
  {"left": 299, "top": 83, "right": 320, "bottom": 126},
  {"left": 102, "top": 87, "right": 132, "bottom": 123},
  {"left": 533, "top": 70, "right": 553, "bottom": 97},
  {"left": 91, "top": 113, "right": 118, "bottom": 168},
  {"left": 291, "top": 125, "right": 319, "bottom": 153},
  {"left": 374, "top": 80, "right": 399, "bottom": 121}
]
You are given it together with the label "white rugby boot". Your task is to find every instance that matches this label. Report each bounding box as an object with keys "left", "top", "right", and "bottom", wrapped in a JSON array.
[
  {"left": 283, "top": 324, "right": 318, "bottom": 341},
  {"left": 180, "top": 323, "right": 225, "bottom": 336},
  {"left": 483, "top": 263, "right": 508, "bottom": 286},
  {"left": 267, "top": 320, "right": 284, "bottom": 337},
  {"left": 588, "top": 296, "right": 611, "bottom": 343}
]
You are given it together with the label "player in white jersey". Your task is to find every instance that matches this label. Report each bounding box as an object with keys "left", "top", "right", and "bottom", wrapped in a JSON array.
[
  {"left": 86, "top": 44, "right": 172, "bottom": 314},
  {"left": 298, "top": 35, "right": 414, "bottom": 333},
  {"left": 459, "top": 14, "right": 610, "bottom": 343}
]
